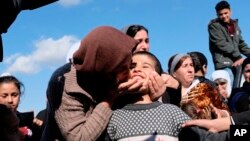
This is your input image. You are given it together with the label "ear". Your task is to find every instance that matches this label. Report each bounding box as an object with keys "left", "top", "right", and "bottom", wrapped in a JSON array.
[
  {"left": 172, "top": 72, "right": 177, "bottom": 78},
  {"left": 202, "top": 65, "right": 207, "bottom": 74}
]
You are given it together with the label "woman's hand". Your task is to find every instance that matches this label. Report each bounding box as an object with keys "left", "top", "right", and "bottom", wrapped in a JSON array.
[
  {"left": 33, "top": 118, "right": 43, "bottom": 127},
  {"left": 118, "top": 76, "right": 148, "bottom": 95},
  {"left": 148, "top": 71, "right": 166, "bottom": 101},
  {"left": 162, "top": 73, "right": 179, "bottom": 89}
]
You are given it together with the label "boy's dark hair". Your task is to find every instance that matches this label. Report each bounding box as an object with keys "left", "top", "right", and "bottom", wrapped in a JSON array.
[
  {"left": 215, "top": 1, "right": 230, "bottom": 12},
  {"left": 133, "top": 51, "right": 163, "bottom": 75}
]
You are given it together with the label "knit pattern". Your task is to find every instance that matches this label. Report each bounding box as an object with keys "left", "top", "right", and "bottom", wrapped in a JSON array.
[{"left": 107, "top": 102, "right": 191, "bottom": 140}]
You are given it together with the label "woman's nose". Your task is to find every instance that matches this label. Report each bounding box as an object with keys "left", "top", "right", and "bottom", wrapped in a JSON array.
[{"left": 7, "top": 96, "right": 13, "bottom": 103}]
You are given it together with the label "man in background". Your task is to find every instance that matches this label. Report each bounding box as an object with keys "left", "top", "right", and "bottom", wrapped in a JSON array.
[{"left": 209, "top": 0, "right": 250, "bottom": 85}]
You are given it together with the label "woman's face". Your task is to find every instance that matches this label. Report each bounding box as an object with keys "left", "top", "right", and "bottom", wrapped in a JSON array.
[
  {"left": 133, "top": 30, "right": 150, "bottom": 52},
  {"left": 173, "top": 57, "right": 194, "bottom": 87},
  {"left": 0, "top": 82, "right": 20, "bottom": 112},
  {"left": 215, "top": 80, "right": 228, "bottom": 99}
]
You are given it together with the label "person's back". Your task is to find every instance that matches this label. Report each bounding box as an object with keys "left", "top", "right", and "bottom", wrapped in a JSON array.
[{"left": 208, "top": 1, "right": 250, "bottom": 84}]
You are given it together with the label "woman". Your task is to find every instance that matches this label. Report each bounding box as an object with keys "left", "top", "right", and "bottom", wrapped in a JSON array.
[
  {"left": 121, "top": 24, "right": 150, "bottom": 52},
  {"left": 162, "top": 53, "right": 197, "bottom": 106},
  {"left": 41, "top": 26, "right": 146, "bottom": 141},
  {"left": 211, "top": 70, "right": 232, "bottom": 103}
]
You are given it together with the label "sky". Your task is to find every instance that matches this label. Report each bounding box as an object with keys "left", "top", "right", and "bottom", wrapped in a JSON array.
[{"left": 1, "top": 0, "right": 250, "bottom": 115}]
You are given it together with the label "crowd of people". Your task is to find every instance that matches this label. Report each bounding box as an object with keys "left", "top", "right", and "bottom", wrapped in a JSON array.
[{"left": 1, "top": 1, "right": 250, "bottom": 141}]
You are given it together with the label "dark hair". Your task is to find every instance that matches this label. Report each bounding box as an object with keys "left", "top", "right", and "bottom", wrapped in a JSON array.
[
  {"left": 0, "top": 75, "right": 25, "bottom": 96},
  {"left": 0, "top": 104, "right": 15, "bottom": 129},
  {"left": 242, "top": 57, "right": 250, "bottom": 70},
  {"left": 188, "top": 52, "right": 207, "bottom": 75},
  {"left": 133, "top": 51, "right": 163, "bottom": 75},
  {"left": 126, "top": 25, "right": 148, "bottom": 38},
  {"left": 215, "top": 0, "right": 230, "bottom": 12}
]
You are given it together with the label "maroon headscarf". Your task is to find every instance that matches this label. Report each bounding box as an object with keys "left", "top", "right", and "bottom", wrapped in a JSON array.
[
  {"left": 73, "top": 26, "right": 138, "bottom": 100},
  {"left": 73, "top": 26, "right": 137, "bottom": 75}
]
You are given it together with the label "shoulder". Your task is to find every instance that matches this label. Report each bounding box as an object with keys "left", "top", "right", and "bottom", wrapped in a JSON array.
[
  {"left": 49, "top": 63, "right": 71, "bottom": 82},
  {"left": 208, "top": 18, "right": 220, "bottom": 26},
  {"left": 160, "top": 104, "right": 189, "bottom": 116}
]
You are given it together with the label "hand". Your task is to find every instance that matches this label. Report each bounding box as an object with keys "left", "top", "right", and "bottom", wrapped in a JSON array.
[
  {"left": 118, "top": 77, "right": 148, "bottom": 95},
  {"left": 33, "top": 118, "right": 44, "bottom": 127},
  {"left": 210, "top": 104, "right": 230, "bottom": 118},
  {"left": 162, "top": 73, "right": 179, "bottom": 89},
  {"left": 218, "top": 89, "right": 228, "bottom": 99},
  {"left": 148, "top": 71, "right": 166, "bottom": 101},
  {"left": 232, "top": 58, "right": 244, "bottom": 67}
]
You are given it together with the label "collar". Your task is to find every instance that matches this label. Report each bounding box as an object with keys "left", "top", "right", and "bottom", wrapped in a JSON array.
[{"left": 122, "top": 101, "right": 162, "bottom": 111}]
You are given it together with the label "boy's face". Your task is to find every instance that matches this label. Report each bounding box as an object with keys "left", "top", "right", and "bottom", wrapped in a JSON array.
[
  {"left": 217, "top": 8, "right": 231, "bottom": 23},
  {"left": 130, "top": 54, "right": 155, "bottom": 81}
]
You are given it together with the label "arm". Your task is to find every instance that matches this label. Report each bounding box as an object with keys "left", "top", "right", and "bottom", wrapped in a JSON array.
[
  {"left": 54, "top": 99, "right": 112, "bottom": 141},
  {"left": 46, "top": 65, "right": 112, "bottom": 141},
  {"left": 236, "top": 25, "right": 250, "bottom": 56},
  {"left": 182, "top": 117, "right": 231, "bottom": 133}
]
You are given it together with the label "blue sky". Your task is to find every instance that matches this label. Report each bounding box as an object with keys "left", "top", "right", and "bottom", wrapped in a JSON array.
[{"left": 1, "top": 0, "right": 250, "bottom": 115}]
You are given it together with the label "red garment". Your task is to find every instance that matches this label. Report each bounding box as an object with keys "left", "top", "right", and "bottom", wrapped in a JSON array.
[
  {"left": 226, "top": 20, "right": 236, "bottom": 36},
  {"left": 19, "top": 126, "right": 32, "bottom": 141}
]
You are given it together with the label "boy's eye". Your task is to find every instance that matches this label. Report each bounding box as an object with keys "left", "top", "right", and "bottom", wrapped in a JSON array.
[{"left": 130, "top": 63, "right": 136, "bottom": 69}]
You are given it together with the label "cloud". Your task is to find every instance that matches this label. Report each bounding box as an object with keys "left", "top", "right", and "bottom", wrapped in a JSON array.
[
  {"left": 58, "top": 0, "right": 92, "bottom": 7},
  {"left": 5, "top": 35, "right": 80, "bottom": 74}
]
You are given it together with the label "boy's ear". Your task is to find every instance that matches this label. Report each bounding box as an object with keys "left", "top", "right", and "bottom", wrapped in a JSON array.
[{"left": 202, "top": 65, "right": 207, "bottom": 74}]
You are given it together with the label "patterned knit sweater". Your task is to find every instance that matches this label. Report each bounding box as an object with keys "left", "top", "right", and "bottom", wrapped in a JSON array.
[{"left": 107, "top": 102, "right": 191, "bottom": 141}]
